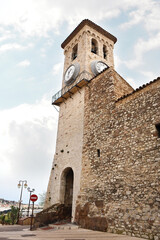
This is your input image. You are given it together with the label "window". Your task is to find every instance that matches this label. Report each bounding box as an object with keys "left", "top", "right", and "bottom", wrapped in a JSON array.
[
  {"left": 72, "top": 44, "right": 78, "bottom": 60},
  {"left": 155, "top": 123, "right": 160, "bottom": 138},
  {"left": 91, "top": 39, "right": 98, "bottom": 54},
  {"left": 103, "top": 45, "right": 107, "bottom": 59},
  {"left": 97, "top": 149, "right": 100, "bottom": 157}
]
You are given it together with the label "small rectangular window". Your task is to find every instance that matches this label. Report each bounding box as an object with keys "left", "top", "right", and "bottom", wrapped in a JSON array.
[
  {"left": 103, "top": 45, "right": 107, "bottom": 60},
  {"left": 72, "top": 44, "right": 78, "bottom": 61},
  {"left": 97, "top": 149, "right": 100, "bottom": 157},
  {"left": 91, "top": 39, "right": 98, "bottom": 55},
  {"left": 155, "top": 123, "right": 160, "bottom": 138}
]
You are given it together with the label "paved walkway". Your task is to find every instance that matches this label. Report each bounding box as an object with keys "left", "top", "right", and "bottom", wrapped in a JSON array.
[{"left": 0, "top": 224, "right": 146, "bottom": 240}]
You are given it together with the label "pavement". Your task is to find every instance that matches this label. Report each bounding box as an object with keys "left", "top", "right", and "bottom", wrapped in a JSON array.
[{"left": 0, "top": 224, "right": 146, "bottom": 240}]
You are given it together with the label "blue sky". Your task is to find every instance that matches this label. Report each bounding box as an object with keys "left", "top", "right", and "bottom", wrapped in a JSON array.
[{"left": 0, "top": 0, "right": 160, "bottom": 204}]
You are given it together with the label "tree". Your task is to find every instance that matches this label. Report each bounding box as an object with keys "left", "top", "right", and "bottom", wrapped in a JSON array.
[
  {"left": 39, "top": 192, "right": 46, "bottom": 207},
  {"left": 10, "top": 206, "right": 19, "bottom": 225}
]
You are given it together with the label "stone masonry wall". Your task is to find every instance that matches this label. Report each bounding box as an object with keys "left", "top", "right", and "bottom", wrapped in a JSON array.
[
  {"left": 75, "top": 69, "right": 160, "bottom": 240},
  {"left": 113, "top": 70, "right": 134, "bottom": 100},
  {"left": 45, "top": 88, "right": 85, "bottom": 221}
]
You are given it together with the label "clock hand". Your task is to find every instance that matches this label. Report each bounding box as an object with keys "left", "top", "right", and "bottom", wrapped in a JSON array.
[{"left": 68, "top": 68, "right": 72, "bottom": 77}]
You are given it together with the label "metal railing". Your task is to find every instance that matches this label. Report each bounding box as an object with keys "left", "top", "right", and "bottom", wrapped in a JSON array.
[{"left": 52, "top": 71, "right": 92, "bottom": 104}]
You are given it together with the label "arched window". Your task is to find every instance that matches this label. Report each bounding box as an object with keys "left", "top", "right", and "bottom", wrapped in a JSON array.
[
  {"left": 91, "top": 39, "right": 98, "bottom": 55},
  {"left": 103, "top": 45, "right": 107, "bottom": 59},
  {"left": 72, "top": 44, "right": 78, "bottom": 60}
]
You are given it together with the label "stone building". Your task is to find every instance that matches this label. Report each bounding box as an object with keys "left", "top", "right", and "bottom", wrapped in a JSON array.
[{"left": 44, "top": 19, "right": 160, "bottom": 239}]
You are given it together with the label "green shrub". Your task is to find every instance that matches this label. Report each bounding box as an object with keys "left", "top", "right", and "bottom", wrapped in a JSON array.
[
  {"left": 4, "top": 218, "right": 11, "bottom": 225},
  {"left": 0, "top": 214, "right": 5, "bottom": 225},
  {"left": 10, "top": 206, "right": 19, "bottom": 224}
]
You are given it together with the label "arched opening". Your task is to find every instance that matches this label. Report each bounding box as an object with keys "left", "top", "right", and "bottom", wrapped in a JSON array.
[
  {"left": 72, "top": 44, "right": 78, "bottom": 60},
  {"left": 91, "top": 38, "right": 98, "bottom": 54},
  {"left": 60, "top": 167, "right": 74, "bottom": 207},
  {"left": 103, "top": 45, "right": 107, "bottom": 59}
]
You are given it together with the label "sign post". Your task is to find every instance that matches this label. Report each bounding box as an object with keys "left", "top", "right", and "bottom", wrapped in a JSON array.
[{"left": 30, "top": 194, "right": 38, "bottom": 230}]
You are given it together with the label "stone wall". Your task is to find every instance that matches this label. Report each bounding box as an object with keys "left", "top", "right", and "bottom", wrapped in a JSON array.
[
  {"left": 113, "top": 70, "right": 134, "bottom": 100},
  {"left": 75, "top": 69, "right": 160, "bottom": 240},
  {"left": 45, "top": 23, "right": 116, "bottom": 221},
  {"left": 35, "top": 204, "right": 71, "bottom": 227},
  {"left": 44, "top": 88, "right": 85, "bottom": 221}
]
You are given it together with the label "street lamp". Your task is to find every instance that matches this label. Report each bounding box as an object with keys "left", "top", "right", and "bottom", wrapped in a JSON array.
[
  {"left": 27, "top": 187, "right": 35, "bottom": 217},
  {"left": 17, "top": 180, "right": 27, "bottom": 224}
]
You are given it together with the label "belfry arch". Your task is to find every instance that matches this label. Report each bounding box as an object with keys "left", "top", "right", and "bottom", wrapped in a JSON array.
[{"left": 60, "top": 167, "right": 74, "bottom": 208}]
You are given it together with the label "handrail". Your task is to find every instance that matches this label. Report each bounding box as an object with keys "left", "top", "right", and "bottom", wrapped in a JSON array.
[{"left": 52, "top": 71, "right": 92, "bottom": 104}]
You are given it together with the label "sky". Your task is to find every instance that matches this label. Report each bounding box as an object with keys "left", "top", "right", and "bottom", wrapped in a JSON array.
[{"left": 0, "top": 0, "right": 160, "bottom": 205}]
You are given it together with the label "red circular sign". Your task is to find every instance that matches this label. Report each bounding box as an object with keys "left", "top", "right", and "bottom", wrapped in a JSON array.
[{"left": 30, "top": 194, "right": 38, "bottom": 202}]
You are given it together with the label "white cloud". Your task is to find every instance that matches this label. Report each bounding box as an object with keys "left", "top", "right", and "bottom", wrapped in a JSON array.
[
  {"left": 0, "top": 43, "right": 25, "bottom": 53},
  {"left": 114, "top": 54, "right": 123, "bottom": 70},
  {"left": 120, "top": 0, "right": 160, "bottom": 32},
  {"left": 144, "top": 3, "right": 160, "bottom": 32},
  {"left": 0, "top": 0, "right": 158, "bottom": 38},
  {"left": 0, "top": 0, "right": 63, "bottom": 37},
  {"left": 140, "top": 71, "right": 158, "bottom": 82},
  {"left": 136, "top": 33, "right": 160, "bottom": 54},
  {"left": 0, "top": 43, "right": 33, "bottom": 53},
  {"left": 0, "top": 26, "right": 16, "bottom": 42},
  {"left": 52, "top": 62, "right": 63, "bottom": 76},
  {"left": 17, "top": 59, "right": 30, "bottom": 67},
  {"left": 120, "top": 8, "right": 145, "bottom": 29},
  {"left": 123, "top": 32, "right": 160, "bottom": 69},
  {"left": 0, "top": 95, "right": 59, "bottom": 201},
  {"left": 0, "top": 35, "right": 13, "bottom": 43}
]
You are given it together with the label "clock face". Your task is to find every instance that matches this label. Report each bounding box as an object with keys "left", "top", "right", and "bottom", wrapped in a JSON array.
[
  {"left": 64, "top": 63, "right": 80, "bottom": 85},
  {"left": 65, "top": 65, "right": 75, "bottom": 82},
  {"left": 96, "top": 61, "right": 108, "bottom": 73},
  {"left": 91, "top": 60, "right": 109, "bottom": 76}
]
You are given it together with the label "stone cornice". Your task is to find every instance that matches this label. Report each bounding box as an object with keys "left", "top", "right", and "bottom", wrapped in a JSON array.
[{"left": 61, "top": 19, "right": 117, "bottom": 49}]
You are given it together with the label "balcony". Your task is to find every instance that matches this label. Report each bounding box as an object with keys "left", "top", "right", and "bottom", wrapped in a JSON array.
[{"left": 52, "top": 78, "right": 90, "bottom": 106}]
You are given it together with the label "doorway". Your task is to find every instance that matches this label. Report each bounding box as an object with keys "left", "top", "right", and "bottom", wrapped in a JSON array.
[{"left": 60, "top": 167, "right": 74, "bottom": 208}]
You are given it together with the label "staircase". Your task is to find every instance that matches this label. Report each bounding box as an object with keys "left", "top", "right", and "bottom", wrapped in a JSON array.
[{"left": 34, "top": 203, "right": 72, "bottom": 228}]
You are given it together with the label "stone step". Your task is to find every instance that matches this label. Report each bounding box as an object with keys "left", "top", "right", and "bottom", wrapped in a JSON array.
[{"left": 49, "top": 223, "right": 79, "bottom": 230}]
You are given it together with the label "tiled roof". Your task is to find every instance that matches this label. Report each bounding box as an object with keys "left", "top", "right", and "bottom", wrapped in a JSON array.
[
  {"left": 61, "top": 19, "right": 117, "bottom": 49},
  {"left": 116, "top": 77, "right": 160, "bottom": 102}
]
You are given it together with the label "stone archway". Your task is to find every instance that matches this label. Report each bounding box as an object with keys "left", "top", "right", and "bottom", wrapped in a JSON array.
[{"left": 60, "top": 167, "right": 74, "bottom": 208}]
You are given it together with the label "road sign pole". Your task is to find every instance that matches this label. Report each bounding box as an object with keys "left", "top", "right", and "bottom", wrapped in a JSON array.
[
  {"left": 29, "top": 194, "right": 38, "bottom": 231},
  {"left": 30, "top": 201, "right": 34, "bottom": 231}
]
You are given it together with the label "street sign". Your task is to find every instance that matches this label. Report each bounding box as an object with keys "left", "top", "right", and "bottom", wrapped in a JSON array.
[
  {"left": 30, "top": 194, "right": 38, "bottom": 230},
  {"left": 30, "top": 194, "right": 38, "bottom": 202}
]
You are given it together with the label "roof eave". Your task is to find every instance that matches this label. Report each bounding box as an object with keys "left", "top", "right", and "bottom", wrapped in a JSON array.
[{"left": 61, "top": 19, "right": 117, "bottom": 49}]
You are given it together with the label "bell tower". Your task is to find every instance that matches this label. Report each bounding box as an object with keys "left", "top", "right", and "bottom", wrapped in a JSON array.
[
  {"left": 44, "top": 19, "right": 117, "bottom": 221},
  {"left": 61, "top": 19, "right": 117, "bottom": 89}
]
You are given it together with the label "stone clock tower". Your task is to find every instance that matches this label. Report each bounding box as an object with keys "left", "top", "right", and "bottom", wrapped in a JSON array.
[
  {"left": 39, "top": 19, "right": 160, "bottom": 239},
  {"left": 44, "top": 20, "right": 117, "bottom": 220}
]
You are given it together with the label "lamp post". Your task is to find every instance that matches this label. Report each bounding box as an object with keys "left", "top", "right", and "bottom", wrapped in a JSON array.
[
  {"left": 17, "top": 180, "right": 27, "bottom": 224},
  {"left": 27, "top": 187, "right": 35, "bottom": 217}
]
